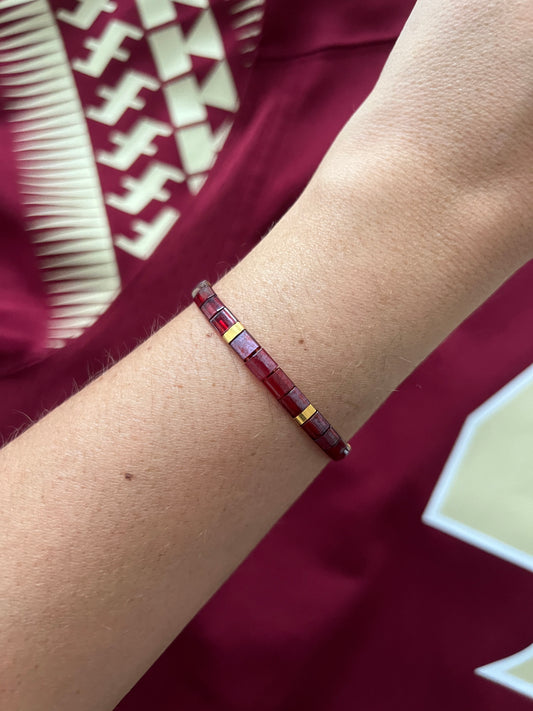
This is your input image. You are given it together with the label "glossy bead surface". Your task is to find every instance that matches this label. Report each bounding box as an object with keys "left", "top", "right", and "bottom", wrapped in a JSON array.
[
  {"left": 201, "top": 295, "right": 224, "bottom": 320},
  {"left": 301, "top": 410, "right": 330, "bottom": 439},
  {"left": 192, "top": 280, "right": 351, "bottom": 462},
  {"left": 263, "top": 368, "right": 294, "bottom": 399},
  {"left": 230, "top": 330, "right": 261, "bottom": 360},
  {"left": 245, "top": 348, "right": 278, "bottom": 380},
  {"left": 328, "top": 439, "right": 351, "bottom": 461},
  {"left": 279, "top": 386, "right": 311, "bottom": 418},
  {"left": 314, "top": 426, "right": 340, "bottom": 452},
  {"left": 210, "top": 307, "right": 237, "bottom": 335},
  {"left": 192, "top": 280, "right": 214, "bottom": 307}
]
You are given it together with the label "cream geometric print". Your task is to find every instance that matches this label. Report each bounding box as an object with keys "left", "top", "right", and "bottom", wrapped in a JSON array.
[
  {"left": 0, "top": 0, "right": 255, "bottom": 349},
  {"left": 0, "top": 0, "right": 121, "bottom": 350},
  {"left": 424, "top": 363, "right": 533, "bottom": 700},
  {"left": 476, "top": 644, "right": 533, "bottom": 702}
]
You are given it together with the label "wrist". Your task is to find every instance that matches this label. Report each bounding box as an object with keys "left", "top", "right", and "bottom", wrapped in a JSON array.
[
  {"left": 310, "top": 119, "right": 532, "bottom": 275},
  {"left": 216, "top": 132, "right": 525, "bottom": 440}
]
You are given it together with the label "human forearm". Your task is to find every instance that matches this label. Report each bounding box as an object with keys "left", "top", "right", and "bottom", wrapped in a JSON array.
[{"left": 1, "top": 116, "right": 528, "bottom": 710}]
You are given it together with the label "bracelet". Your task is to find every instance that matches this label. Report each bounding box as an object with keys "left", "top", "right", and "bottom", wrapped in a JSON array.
[{"left": 192, "top": 280, "right": 351, "bottom": 461}]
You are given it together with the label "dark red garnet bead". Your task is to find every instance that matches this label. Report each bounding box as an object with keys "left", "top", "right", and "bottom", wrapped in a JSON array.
[
  {"left": 263, "top": 367, "right": 294, "bottom": 399},
  {"left": 191, "top": 280, "right": 352, "bottom": 462},
  {"left": 245, "top": 348, "right": 278, "bottom": 380},
  {"left": 328, "top": 439, "right": 351, "bottom": 461},
  {"left": 192, "top": 280, "right": 214, "bottom": 307},
  {"left": 210, "top": 307, "right": 237, "bottom": 335},
  {"left": 279, "top": 386, "right": 311, "bottom": 418},
  {"left": 301, "top": 410, "right": 330, "bottom": 439},
  {"left": 201, "top": 295, "right": 224, "bottom": 320},
  {"left": 230, "top": 330, "right": 260, "bottom": 360},
  {"left": 314, "top": 426, "right": 340, "bottom": 452}
]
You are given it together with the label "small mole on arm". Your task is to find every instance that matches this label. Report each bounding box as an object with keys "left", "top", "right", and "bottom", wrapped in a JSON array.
[
  {"left": 298, "top": 338, "right": 305, "bottom": 344},
  {"left": 124, "top": 472, "right": 134, "bottom": 480}
]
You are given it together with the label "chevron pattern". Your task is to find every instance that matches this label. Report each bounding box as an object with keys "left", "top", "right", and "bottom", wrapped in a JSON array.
[
  {"left": 228, "top": 0, "right": 264, "bottom": 65},
  {"left": 0, "top": 0, "right": 120, "bottom": 349}
]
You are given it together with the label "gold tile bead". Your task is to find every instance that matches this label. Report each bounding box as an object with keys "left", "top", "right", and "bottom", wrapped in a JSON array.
[
  {"left": 294, "top": 404, "right": 317, "bottom": 426},
  {"left": 223, "top": 322, "right": 245, "bottom": 343}
]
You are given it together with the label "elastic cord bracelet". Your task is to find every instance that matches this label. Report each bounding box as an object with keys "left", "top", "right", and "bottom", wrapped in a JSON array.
[{"left": 192, "top": 280, "right": 351, "bottom": 461}]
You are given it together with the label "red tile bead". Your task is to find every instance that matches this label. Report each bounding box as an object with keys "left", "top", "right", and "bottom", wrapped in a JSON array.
[
  {"left": 201, "top": 295, "right": 224, "bottom": 319},
  {"left": 279, "top": 386, "right": 311, "bottom": 417},
  {"left": 192, "top": 280, "right": 351, "bottom": 462},
  {"left": 192, "top": 280, "right": 214, "bottom": 307},
  {"left": 301, "top": 410, "right": 330, "bottom": 439},
  {"left": 314, "top": 426, "right": 341, "bottom": 452},
  {"left": 210, "top": 307, "right": 237, "bottom": 335},
  {"left": 245, "top": 348, "right": 278, "bottom": 380},
  {"left": 230, "top": 330, "right": 260, "bottom": 360},
  {"left": 263, "top": 368, "right": 294, "bottom": 399},
  {"left": 328, "top": 439, "right": 351, "bottom": 461}
]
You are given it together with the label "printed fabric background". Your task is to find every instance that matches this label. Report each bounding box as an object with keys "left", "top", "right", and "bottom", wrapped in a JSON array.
[{"left": 0, "top": 0, "right": 532, "bottom": 709}]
